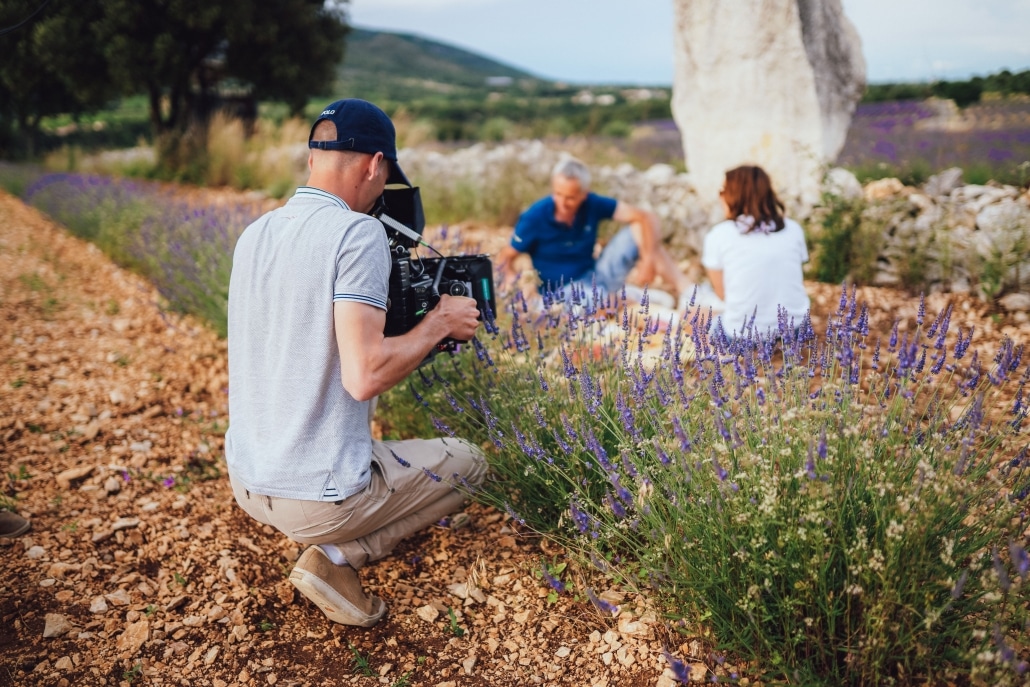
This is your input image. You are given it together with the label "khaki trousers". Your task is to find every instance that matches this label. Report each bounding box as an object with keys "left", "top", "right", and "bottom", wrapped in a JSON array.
[{"left": 228, "top": 437, "right": 486, "bottom": 569}]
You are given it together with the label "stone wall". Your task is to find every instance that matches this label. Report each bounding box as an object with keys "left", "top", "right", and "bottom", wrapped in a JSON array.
[{"left": 399, "top": 143, "right": 1030, "bottom": 311}]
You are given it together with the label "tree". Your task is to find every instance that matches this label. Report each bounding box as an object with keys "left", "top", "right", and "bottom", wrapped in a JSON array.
[
  {"left": 93, "top": 0, "right": 348, "bottom": 136},
  {"left": 1, "top": 0, "right": 348, "bottom": 160},
  {"left": 0, "top": 0, "right": 114, "bottom": 158}
]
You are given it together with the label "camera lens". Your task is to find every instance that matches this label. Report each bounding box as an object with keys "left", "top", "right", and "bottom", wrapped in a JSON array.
[{"left": 448, "top": 282, "right": 468, "bottom": 297}]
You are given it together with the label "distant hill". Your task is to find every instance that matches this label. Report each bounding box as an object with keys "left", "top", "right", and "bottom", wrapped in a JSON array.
[{"left": 335, "top": 28, "right": 548, "bottom": 101}]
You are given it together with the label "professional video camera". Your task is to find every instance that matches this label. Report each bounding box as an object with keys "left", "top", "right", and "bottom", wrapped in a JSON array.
[{"left": 372, "top": 186, "right": 495, "bottom": 361}]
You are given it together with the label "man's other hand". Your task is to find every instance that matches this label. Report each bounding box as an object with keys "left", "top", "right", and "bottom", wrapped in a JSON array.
[{"left": 431, "top": 294, "right": 481, "bottom": 341}]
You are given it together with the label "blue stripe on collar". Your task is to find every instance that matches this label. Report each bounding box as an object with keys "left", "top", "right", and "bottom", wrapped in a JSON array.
[{"left": 294, "top": 186, "right": 351, "bottom": 210}]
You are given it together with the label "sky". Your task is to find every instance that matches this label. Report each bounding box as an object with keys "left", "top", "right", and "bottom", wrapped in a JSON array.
[{"left": 346, "top": 0, "right": 1030, "bottom": 85}]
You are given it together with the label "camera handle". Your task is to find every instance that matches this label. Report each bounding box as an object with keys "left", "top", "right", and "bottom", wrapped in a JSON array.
[
  {"left": 431, "top": 257, "right": 448, "bottom": 299},
  {"left": 378, "top": 212, "right": 424, "bottom": 246}
]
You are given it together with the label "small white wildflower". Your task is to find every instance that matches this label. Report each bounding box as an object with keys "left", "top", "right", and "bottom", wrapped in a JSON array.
[
  {"left": 846, "top": 584, "right": 864, "bottom": 596},
  {"left": 886, "top": 520, "right": 905, "bottom": 540},
  {"left": 804, "top": 617, "right": 814, "bottom": 627},
  {"left": 940, "top": 538, "right": 955, "bottom": 567}
]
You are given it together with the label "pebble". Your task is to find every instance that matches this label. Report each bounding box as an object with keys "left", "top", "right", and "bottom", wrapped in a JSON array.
[
  {"left": 416, "top": 604, "right": 440, "bottom": 623},
  {"left": 116, "top": 619, "right": 149, "bottom": 654},
  {"left": 55, "top": 465, "right": 94, "bottom": 489},
  {"left": 105, "top": 589, "right": 131, "bottom": 606},
  {"left": 43, "top": 614, "right": 73, "bottom": 638}
]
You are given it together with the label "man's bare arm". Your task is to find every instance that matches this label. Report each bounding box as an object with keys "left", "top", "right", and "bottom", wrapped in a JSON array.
[
  {"left": 613, "top": 201, "right": 659, "bottom": 283},
  {"left": 334, "top": 295, "right": 481, "bottom": 401}
]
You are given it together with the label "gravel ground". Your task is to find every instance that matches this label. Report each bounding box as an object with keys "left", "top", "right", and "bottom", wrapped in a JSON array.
[{"left": 2, "top": 188, "right": 1025, "bottom": 687}]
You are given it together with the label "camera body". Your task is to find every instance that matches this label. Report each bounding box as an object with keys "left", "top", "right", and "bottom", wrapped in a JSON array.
[{"left": 374, "top": 187, "right": 495, "bottom": 357}]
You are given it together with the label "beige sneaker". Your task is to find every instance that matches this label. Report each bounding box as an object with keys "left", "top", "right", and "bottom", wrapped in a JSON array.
[
  {"left": 289, "top": 547, "right": 386, "bottom": 627},
  {"left": 0, "top": 510, "right": 30, "bottom": 538}
]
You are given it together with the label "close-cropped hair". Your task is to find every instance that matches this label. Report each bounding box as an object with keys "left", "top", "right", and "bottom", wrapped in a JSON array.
[
  {"left": 551, "top": 157, "right": 591, "bottom": 189},
  {"left": 310, "top": 121, "right": 366, "bottom": 171},
  {"left": 722, "top": 165, "right": 786, "bottom": 233}
]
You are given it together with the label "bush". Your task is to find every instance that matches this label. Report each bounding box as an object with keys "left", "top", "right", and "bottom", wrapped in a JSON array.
[
  {"left": 807, "top": 194, "right": 882, "bottom": 286},
  {"left": 398, "top": 284, "right": 1030, "bottom": 684}
]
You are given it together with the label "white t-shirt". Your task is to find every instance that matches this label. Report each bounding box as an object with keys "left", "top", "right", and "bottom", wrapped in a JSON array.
[
  {"left": 701, "top": 216, "right": 810, "bottom": 336},
  {"left": 226, "top": 187, "right": 391, "bottom": 502}
]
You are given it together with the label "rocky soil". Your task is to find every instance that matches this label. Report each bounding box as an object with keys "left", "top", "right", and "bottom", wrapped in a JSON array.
[{"left": 1, "top": 189, "right": 1027, "bottom": 687}]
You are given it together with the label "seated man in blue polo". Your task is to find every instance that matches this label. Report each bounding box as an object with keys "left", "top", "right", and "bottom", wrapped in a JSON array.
[{"left": 497, "top": 157, "right": 692, "bottom": 307}]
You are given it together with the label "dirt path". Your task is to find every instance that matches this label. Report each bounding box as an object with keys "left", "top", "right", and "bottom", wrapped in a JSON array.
[
  {"left": 0, "top": 191, "right": 677, "bottom": 687},
  {"left": 2, "top": 188, "right": 1026, "bottom": 687}
]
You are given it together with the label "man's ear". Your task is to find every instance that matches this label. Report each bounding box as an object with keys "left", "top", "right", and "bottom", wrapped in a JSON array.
[{"left": 367, "top": 152, "right": 385, "bottom": 181}]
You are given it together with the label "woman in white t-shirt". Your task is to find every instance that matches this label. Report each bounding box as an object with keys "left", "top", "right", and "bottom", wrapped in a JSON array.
[{"left": 700, "top": 165, "right": 810, "bottom": 338}]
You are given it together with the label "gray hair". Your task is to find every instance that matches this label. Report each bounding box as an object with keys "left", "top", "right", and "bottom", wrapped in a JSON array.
[{"left": 551, "top": 157, "right": 591, "bottom": 189}]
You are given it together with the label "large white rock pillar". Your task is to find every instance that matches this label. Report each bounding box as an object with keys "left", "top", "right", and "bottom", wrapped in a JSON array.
[{"left": 671, "top": 0, "right": 866, "bottom": 217}]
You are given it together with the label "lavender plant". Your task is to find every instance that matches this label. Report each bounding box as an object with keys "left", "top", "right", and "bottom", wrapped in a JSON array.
[
  {"left": 19, "top": 173, "right": 260, "bottom": 337},
  {"left": 400, "top": 285, "right": 1030, "bottom": 685}
]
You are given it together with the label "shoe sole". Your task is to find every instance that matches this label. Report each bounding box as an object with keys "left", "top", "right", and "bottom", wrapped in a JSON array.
[
  {"left": 0, "top": 520, "right": 30, "bottom": 538},
  {"left": 288, "top": 568, "right": 386, "bottom": 627}
]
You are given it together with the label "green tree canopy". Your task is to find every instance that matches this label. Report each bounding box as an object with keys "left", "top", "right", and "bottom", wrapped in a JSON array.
[
  {"left": 0, "top": 0, "right": 114, "bottom": 157},
  {"left": 0, "top": 0, "right": 348, "bottom": 157}
]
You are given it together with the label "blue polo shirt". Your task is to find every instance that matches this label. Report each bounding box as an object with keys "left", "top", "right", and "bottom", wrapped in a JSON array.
[{"left": 511, "top": 192, "right": 618, "bottom": 287}]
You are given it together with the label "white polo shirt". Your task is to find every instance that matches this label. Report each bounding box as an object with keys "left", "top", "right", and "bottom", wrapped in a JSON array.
[
  {"left": 226, "top": 187, "right": 391, "bottom": 501},
  {"left": 701, "top": 217, "right": 810, "bottom": 336}
]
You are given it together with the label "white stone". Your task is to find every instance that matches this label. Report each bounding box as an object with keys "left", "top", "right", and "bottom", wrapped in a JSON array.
[
  {"left": 999, "top": 293, "right": 1030, "bottom": 312},
  {"left": 43, "top": 613, "right": 73, "bottom": 638},
  {"left": 671, "top": 0, "right": 865, "bottom": 214},
  {"left": 823, "top": 167, "right": 862, "bottom": 200},
  {"left": 416, "top": 604, "right": 439, "bottom": 623},
  {"left": 89, "top": 597, "right": 109, "bottom": 614}
]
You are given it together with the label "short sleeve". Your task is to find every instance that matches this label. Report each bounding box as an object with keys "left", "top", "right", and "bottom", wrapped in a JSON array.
[
  {"left": 511, "top": 208, "right": 540, "bottom": 254},
  {"left": 701, "top": 224, "right": 726, "bottom": 270},
  {"left": 796, "top": 221, "right": 810, "bottom": 263},
  {"left": 592, "top": 194, "right": 618, "bottom": 221},
  {"left": 333, "top": 217, "right": 391, "bottom": 310}
]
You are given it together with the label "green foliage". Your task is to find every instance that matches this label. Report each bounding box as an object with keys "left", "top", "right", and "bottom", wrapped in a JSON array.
[
  {"left": 863, "top": 69, "right": 1030, "bottom": 107},
  {"left": 123, "top": 661, "right": 144, "bottom": 683},
  {"left": 0, "top": 0, "right": 113, "bottom": 158},
  {"left": 348, "top": 643, "right": 376, "bottom": 677},
  {"left": 446, "top": 607, "right": 465, "bottom": 637},
  {"left": 407, "top": 284, "right": 1030, "bottom": 684},
  {"left": 807, "top": 194, "right": 881, "bottom": 286}
]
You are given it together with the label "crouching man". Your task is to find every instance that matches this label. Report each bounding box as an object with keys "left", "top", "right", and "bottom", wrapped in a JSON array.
[{"left": 225, "top": 98, "right": 486, "bottom": 626}]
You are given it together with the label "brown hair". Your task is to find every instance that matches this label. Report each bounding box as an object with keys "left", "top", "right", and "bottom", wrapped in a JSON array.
[{"left": 721, "top": 165, "right": 785, "bottom": 233}]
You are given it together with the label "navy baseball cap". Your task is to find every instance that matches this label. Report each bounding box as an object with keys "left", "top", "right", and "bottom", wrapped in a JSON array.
[{"left": 308, "top": 98, "right": 411, "bottom": 187}]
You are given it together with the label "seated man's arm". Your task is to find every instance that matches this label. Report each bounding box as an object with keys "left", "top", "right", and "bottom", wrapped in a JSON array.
[
  {"left": 612, "top": 201, "right": 658, "bottom": 283},
  {"left": 334, "top": 296, "right": 481, "bottom": 401},
  {"left": 496, "top": 245, "right": 524, "bottom": 286}
]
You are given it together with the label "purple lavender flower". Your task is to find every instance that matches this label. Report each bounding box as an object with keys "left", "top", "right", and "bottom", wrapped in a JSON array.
[
  {"left": 951, "top": 570, "right": 968, "bottom": 599},
  {"left": 390, "top": 449, "right": 411, "bottom": 468},
  {"left": 605, "top": 491, "right": 628, "bottom": 518},
  {"left": 569, "top": 500, "right": 592, "bottom": 535},
  {"left": 162, "top": 475, "right": 176, "bottom": 488},
  {"left": 585, "top": 587, "right": 619, "bottom": 616},
  {"left": 540, "top": 564, "right": 566, "bottom": 593},
  {"left": 662, "top": 650, "right": 691, "bottom": 684},
  {"left": 504, "top": 503, "right": 526, "bottom": 526},
  {"left": 1010, "top": 542, "right": 1029, "bottom": 580}
]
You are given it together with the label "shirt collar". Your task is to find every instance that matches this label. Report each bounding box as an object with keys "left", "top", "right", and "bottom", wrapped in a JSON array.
[{"left": 294, "top": 186, "right": 351, "bottom": 211}]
